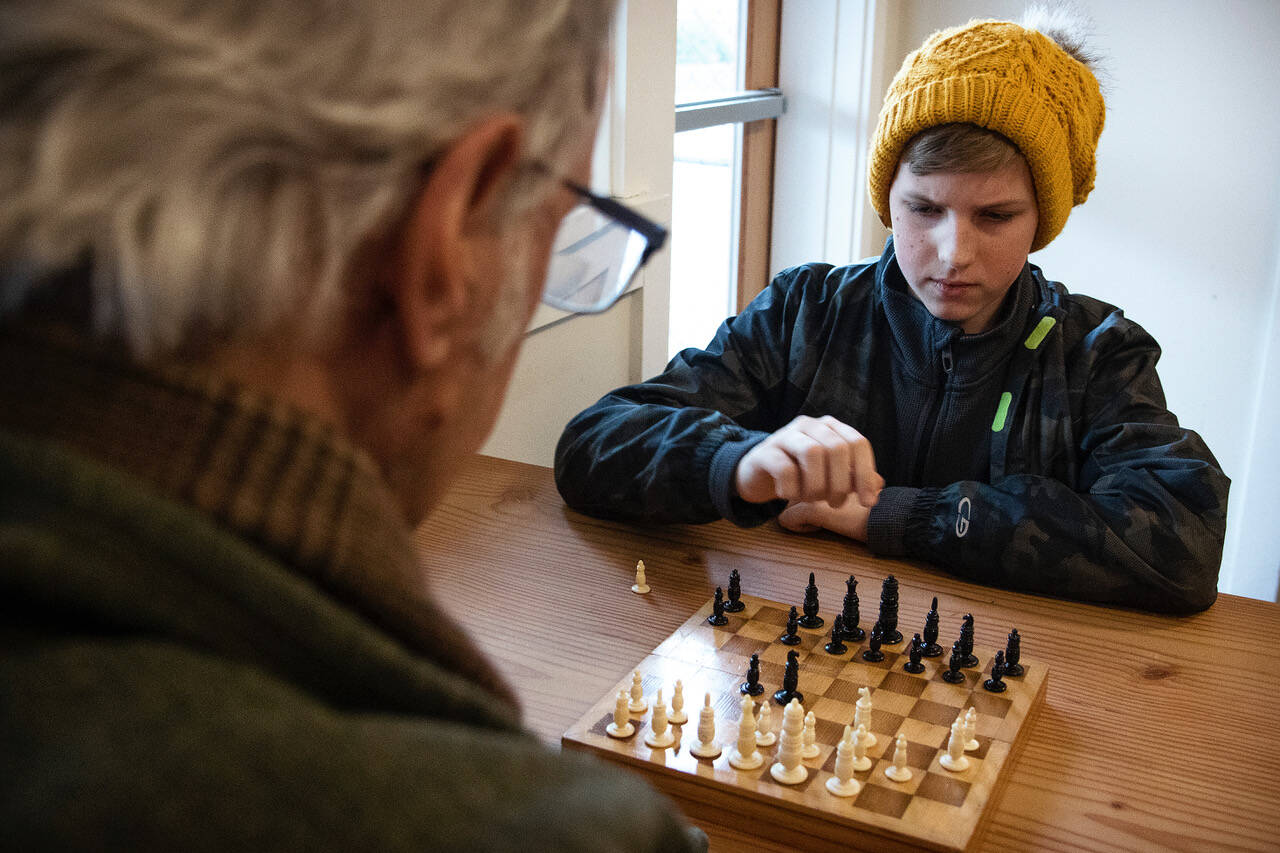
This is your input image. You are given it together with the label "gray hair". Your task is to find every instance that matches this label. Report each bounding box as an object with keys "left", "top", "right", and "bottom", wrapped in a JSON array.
[{"left": 0, "top": 0, "right": 615, "bottom": 356}]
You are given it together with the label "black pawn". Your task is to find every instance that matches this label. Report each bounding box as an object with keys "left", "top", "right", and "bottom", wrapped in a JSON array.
[
  {"left": 878, "top": 575, "right": 903, "bottom": 644},
  {"left": 841, "top": 575, "right": 865, "bottom": 641},
  {"left": 984, "top": 650, "right": 1008, "bottom": 693},
  {"left": 921, "top": 596, "right": 943, "bottom": 657},
  {"left": 942, "top": 640, "right": 966, "bottom": 684},
  {"left": 861, "top": 621, "right": 885, "bottom": 662},
  {"left": 740, "top": 652, "right": 764, "bottom": 696},
  {"left": 798, "top": 572, "right": 824, "bottom": 629},
  {"left": 723, "top": 569, "right": 745, "bottom": 612},
  {"left": 957, "top": 613, "right": 979, "bottom": 668},
  {"left": 779, "top": 606, "right": 802, "bottom": 645},
  {"left": 903, "top": 633, "right": 925, "bottom": 673},
  {"left": 824, "top": 615, "right": 848, "bottom": 655},
  {"left": 773, "top": 650, "right": 803, "bottom": 705},
  {"left": 707, "top": 587, "right": 729, "bottom": 626},
  {"left": 1004, "top": 628, "right": 1024, "bottom": 677}
]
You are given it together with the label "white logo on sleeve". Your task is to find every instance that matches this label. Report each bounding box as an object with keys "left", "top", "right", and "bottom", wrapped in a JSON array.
[{"left": 955, "top": 497, "right": 971, "bottom": 537}]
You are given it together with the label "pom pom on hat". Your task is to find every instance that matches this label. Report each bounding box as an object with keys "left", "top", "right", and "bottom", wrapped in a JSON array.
[{"left": 867, "top": 19, "right": 1105, "bottom": 251}]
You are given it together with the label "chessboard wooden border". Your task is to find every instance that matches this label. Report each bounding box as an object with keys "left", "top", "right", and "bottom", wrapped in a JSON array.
[{"left": 562, "top": 594, "right": 1048, "bottom": 853}]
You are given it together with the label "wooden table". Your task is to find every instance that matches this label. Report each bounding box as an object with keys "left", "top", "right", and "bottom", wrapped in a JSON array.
[{"left": 415, "top": 455, "right": 1280, "bottom": 852}]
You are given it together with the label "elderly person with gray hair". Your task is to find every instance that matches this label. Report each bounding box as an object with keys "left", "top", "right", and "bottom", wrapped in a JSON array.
[{"left": 0, "top": 0, "right": 696, "bottom": 849}]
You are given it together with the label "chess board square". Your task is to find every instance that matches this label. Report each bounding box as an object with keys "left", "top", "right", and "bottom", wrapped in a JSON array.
[
  {"left": 810, "top": 696, "right": 855, "bottom": 725},
  {"left": 798, "top": 652, "right": 847, "bottom": 678},
  {"left": 870, "top": 688, "right": 918, "bottom": 718},
  {"left": 914, "top": 770, "right": 970, "bottom": 807},
  {"left": 756, "top": 761, "right": 821, "bottom": 794},
  {"left": 813, "top": 716, "right": 845, "bottom": 745},
  {"left": 919, "top": 680, "right": 968, "bottom": 706},
  {"left": 878, "top": 670, "right": 929, "bottom": 698},
  {"left": 836, "top": 660, "right": 891, "bottom": 686},
  {"left": 738, "top": 620, "right": 783, "bottom": 642},
  {"left": 753, "top": 606, "right": 791, "bottom": 626},
  {"left": 794, "top": 671, "right": 834, "bottom": 697},
  {"left": 854, "top": 782, "right": 912, "bottom": 819},
  {"left": 869, "top": 708, "right": 905, "bottom": 739},
  {"left": 897, "top": 716, "right": 949, "bottom": 749},
  {"left": 967, "top": 690, "right": 1012, "bottom": 720},
  {"left": 589, "top": 712, "right": 621, "bottom": 739},
  {"left": 820, "top": 678, "right": 865, "bottom": 706},
  {"left": 910, "top": 698, "right": 965, "bottom": 728},
  {"left": 758, "top": 644, "right": 794, "bottom": 665},
  {"left": 755, "top": 659, "right": 785, "bottom": 686},
  {"left": 902, "top": 736, "right": 938, "bottom": 769},
  {"left": 721, "top": 634, "right": 768, "bottom": 659}
]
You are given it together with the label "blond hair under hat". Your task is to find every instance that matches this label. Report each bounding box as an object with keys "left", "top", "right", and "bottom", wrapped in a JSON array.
[{"left": 867, "top": 19, "right": 1105, "bottom": 251}]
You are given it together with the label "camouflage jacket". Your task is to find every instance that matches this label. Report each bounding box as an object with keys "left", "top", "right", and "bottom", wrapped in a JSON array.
[{"left": 555, "top": 241, "right": 1229, "bottom": 614}]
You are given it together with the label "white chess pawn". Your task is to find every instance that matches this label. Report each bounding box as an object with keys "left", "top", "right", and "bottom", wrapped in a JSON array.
[
  {"left": 940, "top": 720, "right": 970, "bottom": 772},
  {"left": 755, "top": 700, "right": 776, "bottom": 746},
  {"left": 825, "top": 725, "right": 862, "bottom": 797},
  {"left": 645, "top": 689, "right": 676, "bottom": 748},
  {"left": 729, "top": 695, "right": 763, "bottom": 770},
  {"left": 628, "top": 670, "right": 648, "bottom": 714},
  {"left": 631, "top": 560, "right": 650, "bottom": 594},
  {"left": 770, "top": 698, "right": 808, "bottom": 785},
  {"left": 852, "top": 724, "right": 872, "bottom": 771},
  {"left": 963, "top": 707, "right": 979, "bottom": 751},
  {"left": 802, "top": 710, "right": 820, "bottom": 759},
  {"left": 690, "top": 693, "right": 721, "bottom": 758},
  {"left": 606, "top": 690, "right": 635, "bottom": 738},
  {"left": 669, "top": 679, "right": 688, "bottom": 725},
  {"left": 884, "top": 732, "right": 912, "bottom": 782},
  {"left": 854, "top": 686, "right": 876, "bottom": 749}
]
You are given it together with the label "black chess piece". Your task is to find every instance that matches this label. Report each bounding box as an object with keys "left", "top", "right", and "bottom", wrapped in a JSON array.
[
  {"left": 798, "top": 572, "right": 824, "bottom": 629},
  {"left": 824, "top": 614, "right": 848, "bottom": 655},
  {"left": 957, "top": 613, "right": 979, "bottom": 668},
  {"left": 773, "top": 649, "right": 803, "bottom": 705},
  {"left": 740, "top": 652, "right": 764, "bottom": 696},
  {"left": 1004, "top": 628, "right": 1024, "bottom": 677},
  {"left": 778, "top": 605, "right": 802, "bottom": 645},
  {"left": 983, "top": 650, "right": 1008, "bottom": 693},
  {"left": 861, "top": 621, "right": 885, "bottom": 662},
  {"left": 841, "top": 575, "right": 865, "bottom": 641},
  {"left": 723, "top": 569, "right": 745, "bottom": 612},
  {"left": 942, "top": 640, "right": 967, "bottom": 684},
  {"left": 878, "top": 575, "right": 902, "bottom": 644},
  {"left": 707, "top": 587, "right": 729, "bottom": 626},
  {"left": 921, "top": 596, "right": 943, "bottom": 657},
  {"left": 903, "top": 633, "right": 925, "bottom": 673}
]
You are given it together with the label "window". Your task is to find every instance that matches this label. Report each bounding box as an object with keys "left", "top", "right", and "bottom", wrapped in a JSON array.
[{"left": 670, "top": 0, "right": 781, "bottom": 359}]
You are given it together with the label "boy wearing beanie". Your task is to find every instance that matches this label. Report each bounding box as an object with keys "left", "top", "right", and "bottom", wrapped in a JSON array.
[{"left": 555, "top": 13, "right": 1228, "bottom": 614}]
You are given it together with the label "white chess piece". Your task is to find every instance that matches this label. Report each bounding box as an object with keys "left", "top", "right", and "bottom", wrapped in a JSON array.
[
  {"left": 770, "top": 698, "right": 808, "bottom": 784},
  {"left": 963, "top": 707, "right": 979, "bottom": 751},
  {"left": 802, "top": 710, "right": 820, "bottom": 759},
  {"left": 729, "top": 695, "right": 763, "bottom": 770},
  {"left": 645, "top": 689, "right": 676, "bottom": 748},
  {"left": 669, "top": 679, "right": 687, "bottom": 725},
  {"left": 884, "top": 732, "right": 912, "bottom": 782},
  {"left": 628, "top": 670, "right": 648, "bottom": 714},
  {"left": 825, "top": 725, "right": 862, "bottom": 797},
  {"left": 631, "top": 560, "right": 650, "bottom": 594},
  {"left": 852, "top": 724, "right": 872, "bottom": 771},
  {"left": 940, "top": 720, "right": 970, "bottom": 771},
  {"left": 854, "top": 686, "right": 876, "bottom": 749},
  {"left": 690, "top": 693, "right": 721, "bottom": 758},
  {"left": 606, "top": 690, "right": 635, "bottom": 738},
  {"left": 755, "top": 700, "right": 776, "bottom": 746}
]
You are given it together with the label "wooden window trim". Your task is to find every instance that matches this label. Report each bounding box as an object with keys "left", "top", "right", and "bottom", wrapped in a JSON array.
[{"left": 737, "top": 0, "right": 780, "bottom": 311}]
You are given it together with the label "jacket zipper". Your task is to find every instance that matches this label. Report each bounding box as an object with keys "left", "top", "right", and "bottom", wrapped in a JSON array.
[{"left": 912, "top": 342, "right": 954, "bottom": 483}]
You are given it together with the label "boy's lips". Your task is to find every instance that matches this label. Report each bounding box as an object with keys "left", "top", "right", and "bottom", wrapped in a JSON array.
[{"left": 931, "top": 278, "right": 979, "bottom": 293}]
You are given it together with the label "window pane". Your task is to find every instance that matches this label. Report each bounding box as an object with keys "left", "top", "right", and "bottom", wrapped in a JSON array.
[
  {"left": 672, "top": 0, "right": 744, "bottom": 359},
  {"left": 670, "top": 123, "right": 739, "bottom": 356}
]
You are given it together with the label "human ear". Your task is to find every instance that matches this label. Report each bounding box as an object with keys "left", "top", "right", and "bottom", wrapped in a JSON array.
[{"left": 386, "top": 114, "right": 525, "bottom": 370}]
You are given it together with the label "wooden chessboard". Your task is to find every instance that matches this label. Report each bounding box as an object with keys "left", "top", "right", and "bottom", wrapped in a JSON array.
[{"left": 562, "top": 593, "right": 1048, "bottom": 853}]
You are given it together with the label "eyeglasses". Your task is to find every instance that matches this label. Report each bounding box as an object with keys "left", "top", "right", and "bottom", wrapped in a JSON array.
[{"left": 540, "top": 177, "right": 668, "bottom": 314}]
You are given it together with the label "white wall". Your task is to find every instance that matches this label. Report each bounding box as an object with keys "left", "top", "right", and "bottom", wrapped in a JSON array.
[{"left": 772, "top": 0, "right": 1280, "bottom": 601}]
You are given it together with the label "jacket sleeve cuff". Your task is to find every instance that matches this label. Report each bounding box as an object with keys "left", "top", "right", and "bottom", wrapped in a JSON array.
[
  {"left": 866, "top": 487, "right": 938, "bottom": 556},
  {"left": 704, "top": 429, "right": 786, "bottom": 527}
]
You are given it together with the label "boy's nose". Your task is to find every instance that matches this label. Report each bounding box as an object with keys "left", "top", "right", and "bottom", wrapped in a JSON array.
[{"left": 936, "top": 216, "right": 976, "bottom": 271}]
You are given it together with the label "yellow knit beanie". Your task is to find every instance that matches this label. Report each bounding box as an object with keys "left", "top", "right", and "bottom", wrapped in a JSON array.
[{"left": 868, "top": 19, "right": 1105, "bottom": 251}]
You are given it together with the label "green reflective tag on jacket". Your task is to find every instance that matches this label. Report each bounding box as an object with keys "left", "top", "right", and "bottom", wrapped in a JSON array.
[
  {"left": 992, "top": 391, "right": 1012, "bottom": 432},
  {"left": 1024, "top": 316, "right": 1056, "bottom": 350}
]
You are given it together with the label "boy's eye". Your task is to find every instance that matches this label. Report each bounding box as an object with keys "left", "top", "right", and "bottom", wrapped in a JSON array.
[
  {"left": 983, "top": 211, "right": 1016, "bottom": 223},
  {"left": 908, "top": 203, "right": 940, "bottom": 216}
]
